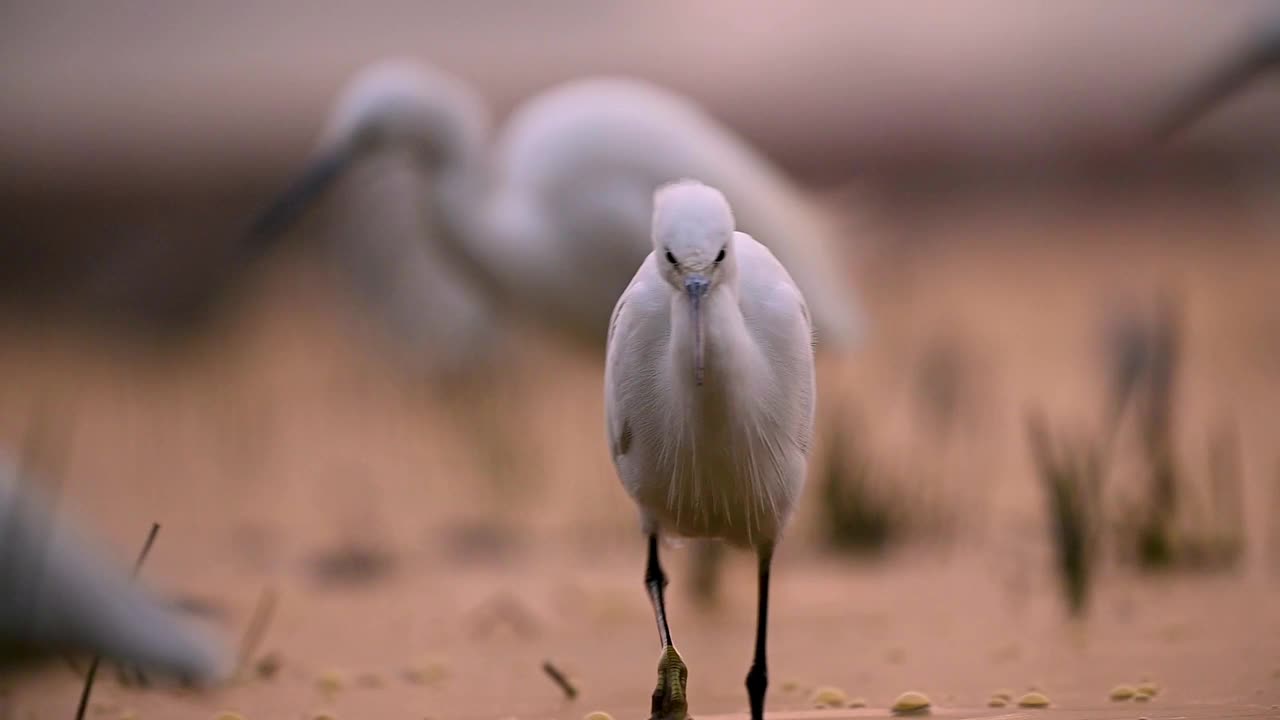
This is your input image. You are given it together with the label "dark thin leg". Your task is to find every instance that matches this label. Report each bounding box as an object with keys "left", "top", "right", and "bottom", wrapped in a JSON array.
[
  {"left": 645, "top": 533, "right": 673, "bottom": 648},
  {"left": 645, "top": 533, "right": 687, "bottom": 720},
  {"left": 745, "top": 543, "right": 774, "bottom": 720}
]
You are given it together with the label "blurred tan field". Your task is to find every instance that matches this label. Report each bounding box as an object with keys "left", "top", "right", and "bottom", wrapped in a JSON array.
[
  {"left": 2, "top": 3, "right": 1280, "bottom": 719},
  {"left": 3, "top": 184, "right": 1279, "bottom": 719}
]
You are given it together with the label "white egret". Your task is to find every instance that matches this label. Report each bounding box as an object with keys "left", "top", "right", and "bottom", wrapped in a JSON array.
[
  {"left": 604, "top": 180, "right": 815, "bottom": 720},
  {"left": 1153, "top": 15, "right": 1280, "bottom": 142},
  {"left": 252, "top": 59, "right": 864, "bottom": 354},
  {"left": 0, "top": 458, "right": 227, "bottom": 683}
]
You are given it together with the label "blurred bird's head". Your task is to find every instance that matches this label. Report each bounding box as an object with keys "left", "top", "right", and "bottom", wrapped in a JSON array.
[
  {"left": 324, "top": 59, "right": 490, "bottom": 171},
  {"left": 250, "top": 59, "right": 489, "bottom": 240},
  {"left": 651, "top": 179, "right": 738, "bottom": 385}
]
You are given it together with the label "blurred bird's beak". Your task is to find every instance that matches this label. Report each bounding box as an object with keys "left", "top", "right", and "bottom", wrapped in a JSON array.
[
  {"left": 248, "top": 144, "right": 355, "bottom": 244},
  {"left": 1154, "top": 30, "right": 1280, "bottom": 143},
  {"left": 685, "top": 274, "right": 710, "bottom": 386}
]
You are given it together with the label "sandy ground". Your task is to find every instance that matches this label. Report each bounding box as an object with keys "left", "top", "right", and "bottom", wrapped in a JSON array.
[{"left": 1, "top": 187, "right": 1279, "bottom": 719}]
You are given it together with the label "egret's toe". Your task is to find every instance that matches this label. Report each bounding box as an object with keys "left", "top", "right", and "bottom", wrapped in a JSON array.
[{"left": 649, "top": 646, "right": 688, "bottom": 720}]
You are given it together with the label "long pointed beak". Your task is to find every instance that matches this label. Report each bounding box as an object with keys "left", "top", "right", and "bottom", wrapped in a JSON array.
[
  {"left": 248, "top": 144, "right": 355, "bottom": 245},
  {"left": 1154, "top": 28, "right": 1280, "bottom": 143},
  {"left": 685, "top": 274, "right": 710, "bottom": 386}
]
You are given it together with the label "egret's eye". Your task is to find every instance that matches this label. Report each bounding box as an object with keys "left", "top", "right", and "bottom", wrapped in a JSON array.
[
  {"left": 665, "top": 250, "right": 678, "bottom": 265},
  {"left": 715, "top": 248, "right": 726, "bottom": 263}
]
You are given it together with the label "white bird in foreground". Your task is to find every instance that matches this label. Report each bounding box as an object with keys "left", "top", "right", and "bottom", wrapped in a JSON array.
[
  {"left": 252, "top": 59, "right": 864, "bottom": 355},
  {"left": 0, "top": 458, "right": 227, "bottom": 683},
  {"left": 605, "top": 180, "right": 815, "bottom": 720},
  {"left": 1153, "top": 14, "right": 1280, "bottom": 142}
]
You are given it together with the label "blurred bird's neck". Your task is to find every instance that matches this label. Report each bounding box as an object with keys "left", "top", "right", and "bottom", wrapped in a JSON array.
[{"left": 425, "top": 162, "right": 516, "bottom": 306}]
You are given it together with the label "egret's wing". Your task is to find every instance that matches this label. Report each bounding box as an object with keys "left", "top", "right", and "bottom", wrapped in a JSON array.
[
  {"left": 734, "top": 232, "right": 818, "bottom": 457},
  {"left": 605, "top": 304, "right": 627, "bottom": 460},
  {"left": 777, "top": 280, "right": 816, "bottom": 458},
  {"left": 604, "top": 265, "right": 645, "bottom": 462},
  {"left": 796, "top": 280, "right": 815, "bottom": 349},
  {"left": 604, "top": 276, "right": 631, "bottom": 356}
]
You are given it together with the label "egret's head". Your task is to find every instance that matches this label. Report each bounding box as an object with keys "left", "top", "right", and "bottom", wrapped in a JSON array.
[
  {"left": 652, "top": 179, "right": 736, "bottom": 286},
  {"left": 651, "top": 179, "right": 736, "bottom": 386},
  {"left": 249, "top": 59, "right": 489, "bottom": 240},
  {"left": 325, "top": 59, "right": 490, "bottom": 171}
]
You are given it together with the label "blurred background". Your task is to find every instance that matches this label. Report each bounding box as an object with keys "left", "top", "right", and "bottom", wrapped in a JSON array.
[{"left": 2, "top": 2, "right": 1279, "bottom": 718}]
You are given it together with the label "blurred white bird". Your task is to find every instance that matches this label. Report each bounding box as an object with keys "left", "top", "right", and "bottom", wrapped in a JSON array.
[
  {"left": 253, "top": 59, "right": 865, "bottom": 355},
  {"left": 604, "top": 180, "right": 815, "bottom": 720},
  {"left": 0, "top": 457, "right": 227, "bottom": 683},
  {"left": 1153, "top": 13, "right": 1280, "bottom": 142}
]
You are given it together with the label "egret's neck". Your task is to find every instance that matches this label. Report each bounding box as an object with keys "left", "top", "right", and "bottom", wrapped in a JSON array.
[
  {"left": 426, "top": 148, "right": 579, "bottom": 338},
  {"left": 668, "top": 282, "right": 757, "bottom": 398},
  {"left": 424, "top": 154, "right": 518, "bottom": 307},
  {"left": 433, "top": 157, "right": 485, "bottom": 241}
]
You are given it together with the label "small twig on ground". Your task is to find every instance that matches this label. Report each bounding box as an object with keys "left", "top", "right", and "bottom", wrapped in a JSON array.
[
  {"left": 236, "top": 586, "right": 279, "bottom": 679},
  {"left": 541, "top": 660, "right": 578, "bottom": 700},
  {"left": 74, "top": 522, "right": 160, "bottom": 720}
]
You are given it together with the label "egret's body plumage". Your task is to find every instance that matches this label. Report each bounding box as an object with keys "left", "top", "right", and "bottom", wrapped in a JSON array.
[
  {"left": 607, "top": 232, "right": 813, "bottom": 547},
  {"left": 257, "top": 61, "right": 864, "bottom": 355},
  {"left": 604, "top": 180, "right": 814, "bottom": 720}
]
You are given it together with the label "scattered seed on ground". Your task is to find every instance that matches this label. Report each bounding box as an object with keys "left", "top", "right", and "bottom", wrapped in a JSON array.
[
  {"left": 1137, "top": 681, "right": 1159, "bottom": 696},
  {"left": 891, "top": 690, "right": 931, "bottom": 714},
  {"left": 847, "top": 697, "right": 867, "bottom": 708},
  {"left": 403, "top": 659, "right": 449, "bottom": 686},
  {"left": 583, "top": 712, "right": 613, "bottom": 720},
  {"left": 316, "top": 671, "right": 342, "bottom": 696},
  {"left": 1110, "top": 684, "right": 1136, "bottom": 700},
  {"left": 1017, "top": 691, "right": 1050, "bottom": 708},
  {"left": 810, "top": 687, "right": 847, "bottom": 707}
]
